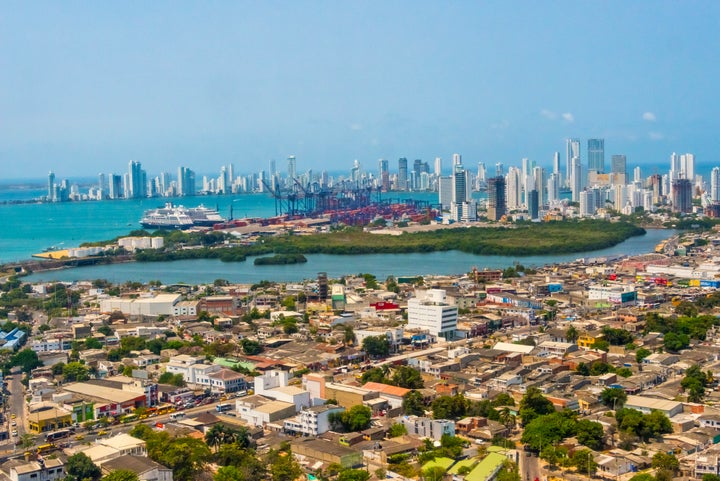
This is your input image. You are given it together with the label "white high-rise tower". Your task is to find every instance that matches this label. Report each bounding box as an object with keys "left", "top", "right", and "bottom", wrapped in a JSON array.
[
  {"left": 566, "top": 139, "right": 580, "bottom": 185},
  {"left": 711, "top": 167, "right": 720, "bottom": 202}
]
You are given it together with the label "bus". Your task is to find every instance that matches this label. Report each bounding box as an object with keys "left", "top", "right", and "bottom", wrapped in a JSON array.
[
  {"left": 156, "top": 404, "right": 175, "bottom": 415},
  {"left": 169, "top": 412, "right": 186, "bottom": 421},
  {"left": 36, "top": 443, "right": 55, "bottom": 454},
  {"left": 215, "top": 403, "right": 232, "bottom": 413},
  {"left": 45, "top": 430, "right": 71, "bottom": 442},
  {"left": 120, "top": 414, "right": 138, "bottom": 424}
]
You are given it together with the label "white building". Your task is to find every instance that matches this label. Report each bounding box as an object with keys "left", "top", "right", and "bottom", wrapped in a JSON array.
[
  {"left": 2, "top": 458, "right": 65, "bottom": 481},
  {"left": 100, "top": 294, "right": 182, "bottom": 317},
  {"left": 401, "top": 416, "right": 455, "bottom": 441},
  {"left": 407, "top": 289, "right": 458, "bottom": 340},
  {"left": 354, "top": 327, "right": 404, "bottom": 352},
  {"left": 207, "top": 369, "right": 249, "bottom": 394},
  {"left": 117, "top": 236, "right": 164, "bottom": 252},
  {"left": 283, "top": 404, "right": 345, "bottom": 436},
  {"left": 254, "top": 370, "right": 311, "bottom": 411},
  {"left": 588, "top": 284, "right": 637, "bottom": 306},
  {"left": 173, "top": 301, "right": 198, "bottom": 317}
]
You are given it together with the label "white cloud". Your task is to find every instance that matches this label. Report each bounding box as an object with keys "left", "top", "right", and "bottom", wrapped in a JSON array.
[
  {"left": 642, "top": 112, "right": 657, "bottom": 122},
  {"left": 649, "top": 131, "right": 664, "bottom": 140},
  {"left": 540, "top": 109, "right": 557, "bottom": 120},
  {"left": 350, "top": 123, "right": 363, "bottom": 131},
  {"left": 561, "top": 112, "right": 574, "bottom": 123},
  {"left": 492, "top": 120, "right": 510, "bottom": 129}
]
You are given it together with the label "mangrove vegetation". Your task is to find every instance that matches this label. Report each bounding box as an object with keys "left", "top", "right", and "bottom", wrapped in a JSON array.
[{"left": 129, "top": 220, "right": 645, "bottom": 263}]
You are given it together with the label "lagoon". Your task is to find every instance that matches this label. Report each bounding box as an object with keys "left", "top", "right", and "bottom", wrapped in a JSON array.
[{"left": 24, "top": 228, "right": 674, "bottom": 284}]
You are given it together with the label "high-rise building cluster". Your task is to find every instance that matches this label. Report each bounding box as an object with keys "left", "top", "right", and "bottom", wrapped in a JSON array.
[{"left": 42, "top": 145, "right": 711, "bottom": 222}]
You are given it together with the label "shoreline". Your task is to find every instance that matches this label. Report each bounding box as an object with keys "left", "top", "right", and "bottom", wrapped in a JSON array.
[
  {"left": 2, "top": 221, "right": 662, "bottom": 277},
  {"left": 17, "top": 229, "right": 678, "bottom": 285}
]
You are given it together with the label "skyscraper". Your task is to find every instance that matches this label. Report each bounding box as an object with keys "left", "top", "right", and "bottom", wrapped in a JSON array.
[
  {"left": 672, "top": 178, "right": 693, "bottom": 213},
  {"left": 553, "top": 152, "right": 560, "bottom": 176},
  {"left": 611, "top": 155, "right": 626, "bottom": 175},
  {"left": 611, "top": 154, "right": 627, "bottom": 185},
  {"left": 177, "top": 166, "right": 196, "bottom": 196},
  {"left": 547, "top": 172, "right": 561, "bottom": 204},
  {"left": 434, "top": 157, "right": 442, "bottom": 176},
  {"left": 477, "top": 162, "right": 486, "bottom": 183},
  {"left": 681, "top": 153, "right": 695, "bottom": 181},
  {"left": 269, "top": 159, "right": 276, "bottom": 177},
  {"left": 287, "top": 155, "right": 296, "bottom": 182},
  {"left": 109, "top": 174, "right": 123, "bottom": 200},
  {"left": 397, "top": 157, "right": 408, "bottom": 191},
  {"left": 566, "top": 138, "right": 580, "bottom": 185},
  {"left": 379, "top": 159, "right": 390, "bottom": 192},
  {"left": 587, "top": 138, "right": 605, "bottom": 173},
  {"left": 452, "top": 163, "right": 469, "bottom": 205},
  {"left": 47, "top": 171, "right": 55, "bottom": 201},
  {"left": 351, "top": 160, "right": 361, "bottom": 184},
  {"left": 128, "top": 160, "right": 145, "bottom": 199},
  {"left": 533, "top": 166, "right": 545, "bottom": 208},
  {"left": 487, "top": 176, "right": 506, "bottom": 221},
  {"left": 527, "top": 190, "right": 539, "bottom": 220},
  {"left": 452, "top": 153, "right": 462, "bottom": 166},
  {"left": 711, "top": 167, "right": 720, "bottom": 202},
  {"left": 571, "top": 157, "right": 583, "bottom": 202},
  {"left": 505, "top": 167, "right": 522, "bottom": 210}
]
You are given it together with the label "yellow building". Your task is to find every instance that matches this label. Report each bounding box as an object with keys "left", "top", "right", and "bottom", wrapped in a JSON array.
[
  {"left": 577, "top": 330, "right": 604, "bottom": 349},
  {"left": 28, "top": 408, "right": 73, "bottom": 434}
]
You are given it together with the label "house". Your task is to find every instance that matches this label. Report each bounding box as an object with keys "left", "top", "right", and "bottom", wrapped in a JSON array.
[
  {"left": 625, "top": 395, "right": 683, "bottom": 417},
  {"left": 283, "top": 404, "right": 345, "bottom": 436},
  {"left": 101, "top": 455, "right": 173, "bottom": 481},
  {"left": 537, "top": 341, "right": 578, "bottom": 358},
  {"left": 236, "top": 395, "right": 297, "bottom": 428},
  {"left": 699, "top": 414, "right": 720, "bottom": 430},
  {"left": 254, "top": 370, "right": 311, "bottom": 411},
  {"left": 0, "top": 458, "right": 66, "bottom": 481},
  {"left": 291, "top": 438, "right": 363, "bottom": 469},
  {"left": 595, "top": 453, "right": 638, "bottom": 478},
  {"left": 401, "top": 416, "right": 455, "bottom": 441},
  {"left": 577, "top": 330, "right": 605, "bottom": 349},
  {"left": 361, "top": 382, "right": 410, "bottom": 410},
  {"left": 207, "top": 368, "right": 249, "bottom": 394}
]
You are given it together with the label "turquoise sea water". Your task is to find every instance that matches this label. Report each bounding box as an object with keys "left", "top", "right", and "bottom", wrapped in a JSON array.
[
  {"left": 0, "top": 179, "right": 675, "bottom": 283},
  {"left": 0, "top": 189, "right": 443, "bottom": 263}
]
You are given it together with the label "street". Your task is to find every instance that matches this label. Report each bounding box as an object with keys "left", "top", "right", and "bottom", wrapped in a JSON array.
[{"left": 519, "top": 452, "right": 542, "bottom": 481}]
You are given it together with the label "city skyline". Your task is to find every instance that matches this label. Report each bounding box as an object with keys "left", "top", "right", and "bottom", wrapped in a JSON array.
[{"left": 2, "top": 2, "right": 719, "bottom": 179}]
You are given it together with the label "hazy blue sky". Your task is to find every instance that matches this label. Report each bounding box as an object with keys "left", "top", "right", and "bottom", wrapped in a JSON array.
[{"left": 1, "top": 1, "right": 719, "bottom": 179}]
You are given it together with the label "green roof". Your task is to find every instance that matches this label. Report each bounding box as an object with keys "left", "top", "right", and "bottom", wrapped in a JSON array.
[
  {"left": 487, "top": 446, "right": 511, "bottom": 454},
  {"left": 464, "top": 453, "right": 507, "bottom": 481},
  {"left": 213, "top": 357, "right": 255, "bottom": 370},
  {"left": 448, "top": 458, "right": 477, "bottom": 475},
  {"left": 421, "top": 457, "right": 455, "bottom": 472}
]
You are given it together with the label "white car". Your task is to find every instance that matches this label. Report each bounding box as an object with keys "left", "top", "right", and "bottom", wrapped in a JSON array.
[
  {"left": 11, "top": 430, "right": 17, "bottom": 437},
  {"left": 11, "top": 420, "right": 16, "bottom": 427}
]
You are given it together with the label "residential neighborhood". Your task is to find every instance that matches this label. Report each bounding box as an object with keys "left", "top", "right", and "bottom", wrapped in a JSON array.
[{"left": 3, "top": 228, "right": 720, "bottom": 481}]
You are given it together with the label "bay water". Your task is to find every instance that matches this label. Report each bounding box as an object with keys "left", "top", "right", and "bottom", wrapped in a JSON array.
[
  {"left": 23, "top": 229, "right": 674, "bottom": 285},
  {"left": 0, "top": 180, "right": 675, "bottom": 284}
]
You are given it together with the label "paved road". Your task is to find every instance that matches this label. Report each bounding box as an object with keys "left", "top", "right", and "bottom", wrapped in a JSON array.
[
  {"left": 519, "top": 452, "right": 542, "bottom": 481},
  {"left": 7, "top": 369, "right": 26, "bottom": 436}
]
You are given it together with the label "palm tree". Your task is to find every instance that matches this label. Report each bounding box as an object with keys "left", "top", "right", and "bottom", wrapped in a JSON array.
[
  {"left": 205, "top": 424, "right": 226, "bottom": 452},
  {"left": 498, "top": 407, "right": 516, "bottom": 431}
]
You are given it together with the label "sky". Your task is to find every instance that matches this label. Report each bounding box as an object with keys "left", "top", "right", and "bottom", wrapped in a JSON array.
[{"left": 1, "top": 1, "right": 719, "bottom": 180}]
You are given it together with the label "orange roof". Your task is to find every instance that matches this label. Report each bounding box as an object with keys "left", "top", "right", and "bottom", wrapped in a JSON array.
[{"left": 361, "top": 382, "right": 411, "bottom": 398}]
